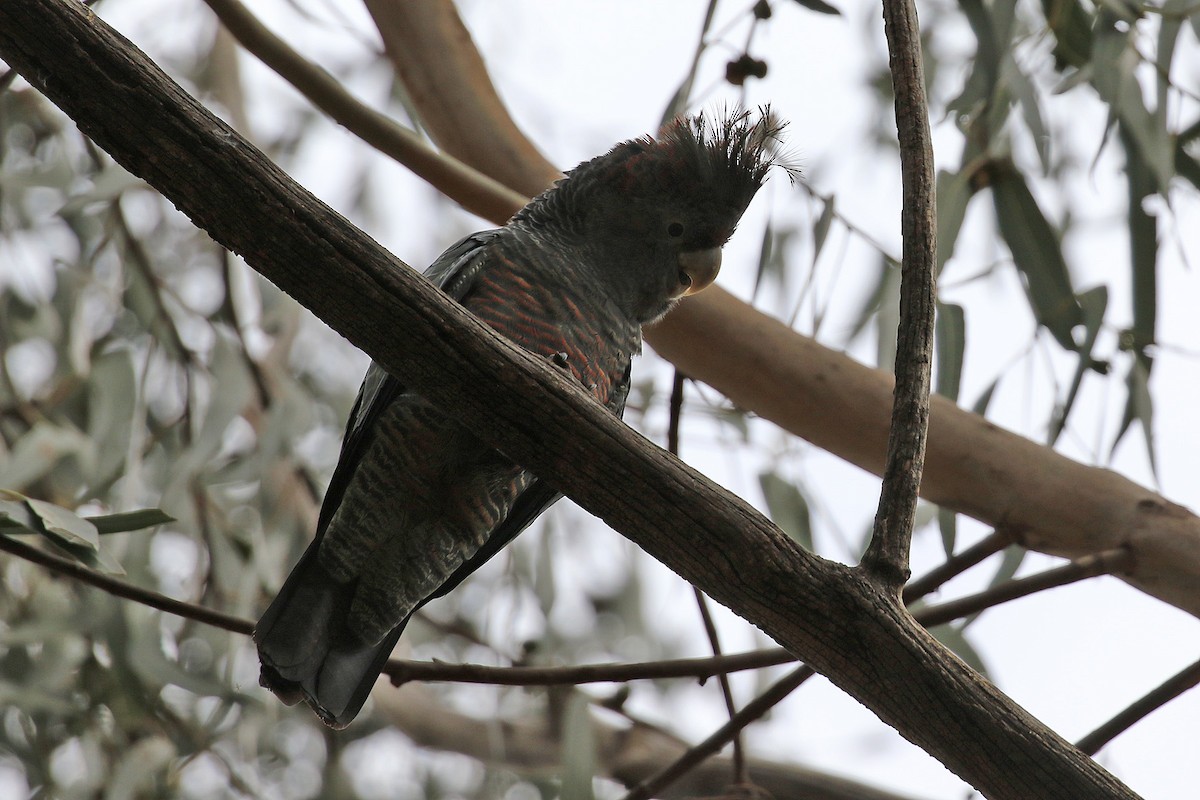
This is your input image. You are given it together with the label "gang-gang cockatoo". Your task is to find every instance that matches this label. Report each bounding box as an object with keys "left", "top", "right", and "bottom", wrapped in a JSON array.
[{"left": 255, "top": 110, "right": 790, "bottom": 727}]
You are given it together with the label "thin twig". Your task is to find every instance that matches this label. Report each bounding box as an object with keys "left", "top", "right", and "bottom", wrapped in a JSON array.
[
  {"left": 385, "top": 648, "right": 795, "bottom": 687},
  {"left": 622, "top": 665, "right": 816, "bottom": 800},
  {"left": 0, "top": 533, "right": 254, "bottom": 636},
  {"left": 1075, "top": 657, "right": 1200, "bottom": 756},
  {"left": 860, "top": 0, "right": 938, "bottom": 590},
  {"left": 667, "top": 368, "right": 748, "bottom": 786},
  {"left": 2, "top": 524, "right": 1132, "bottom": 685},
  {"left": 913, "top": 547, "right": 1133, "bottom": 628},
  {"left": 903, "top": 530, "right": 1009, "bottom": 603}
]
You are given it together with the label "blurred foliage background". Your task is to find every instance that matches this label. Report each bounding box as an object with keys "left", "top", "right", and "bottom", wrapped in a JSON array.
[{"left": 2, "top": 0, "right": 1199, "bottom": 797}]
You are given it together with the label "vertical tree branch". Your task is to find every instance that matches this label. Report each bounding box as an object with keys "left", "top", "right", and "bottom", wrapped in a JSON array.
[{"left": 860, "top": 0, "right": 938, "bottom": 590}]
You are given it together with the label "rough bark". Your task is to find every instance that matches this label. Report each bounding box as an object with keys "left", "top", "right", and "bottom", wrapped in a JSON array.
[{"left": 0, "top": 2, "right": 1140, "bottom": 797}]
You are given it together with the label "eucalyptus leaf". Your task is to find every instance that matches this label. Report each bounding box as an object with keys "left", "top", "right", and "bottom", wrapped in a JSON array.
[
  {"left": 791, "top": 0, "right": 841, "bottom": 15},
  {"left": 1041, "top": 0, "right": 1093, "bottom": 68},
  {"left": 751, "top": 220, "right": 778, "bottom": 302},
  {"left": 938, "top": 507, "right": 958, "bottom": 559},
  {"left": 812, "top": 195, "right": 835, "bottom": 268},
  {"left": 1120, "top": 123, "right": 1157, "bottom": 361},
  {"left": 972, "top": 376, "right": 1000, "bottom": 417},
  {"left": 1092, "top": 23, "right": 1174, "bottom": 192},
  {"left": 759, "top": 472, "right": 814, "bottom": 551},
  {"left": 876, "top": 260, "right": 901, "bottom": 369},
  {"left": 0, "top": 494, "right": 38, "bottom": 532},
  {"left": 935, "top": 302, "right": 966, "bottom": 403},
  {"left": 991, "top": 166, "right": 1082, "bottom": 349},
  {"left": 1049, "top": 286, "right": 1107, "bottom": 445},
  {"left": 25, "top": 497, "right": 100, "bottom": 551},
  {"left": 88, "top": 508, "right": 175, "bottom": 534},
  {"left": 935, "top": 168, "right": 974, "bottom": 274},
  {"left": 1112, "top": 357, "right": 1157, "bottom": 477},
  {"left": 929, "top": 623, "right": 989, "bottom": 676},
  {"left": 87, "top": 349, "right": 138, "bottom": 485}
]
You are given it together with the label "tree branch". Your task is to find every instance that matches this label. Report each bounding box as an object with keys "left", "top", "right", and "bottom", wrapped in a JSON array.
[
  {"left": 373, "top": 681, "right": 923, "bottom": 800},
  {"left": 0, "top": 533, "right": 254, "bottom": 636},
  {"left": 0, "top": 2, "right": 1139, "bottom": 796},
  {"left": 860, "top": 0, "right": 937, "bottom": 588},
  {"left": 367, "top": 0, "right": 1199, "bottom": 620},
  {"left": 199, "top": 0, "right": 526, "bottom": 222},
  {"left": 362, "top": 0, "right": 561, "bottom": 198},
  {"left": 0, "top": 522, "right": 1127, "bottom": 688},
  {"left": 1076, "top": 658, "right": 1200, "bottom": 756},
  {"left": 624, "top": 666, "right": 816, "bottom": 800}
]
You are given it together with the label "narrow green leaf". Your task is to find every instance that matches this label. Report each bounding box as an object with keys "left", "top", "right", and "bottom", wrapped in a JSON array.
[
  {"left": 812, "top": 195, "right": 835, "bottom": 267},
  {"left": 935, "top": 302, "right": 966, "bottom": 403},
  {"left": 1119, "top": 123, "right": 1157, "bottom": 360},
  {"left": 1041, "top": 0, "right": 1093, "bottom": 69},
  {"left": 958, "top": 0, "right": 1001, "bottom": 92},
  {"left": 1157, "top": 2, "right": 1187, "bottom": 129},
  {"left": 759, "top": 472, "right": 814, "bottom": 551},
  {"left": 972, "top": 377, "right": 1000, "bottom": 417},
  {"left": 1112, "top": 357, "right": 1157, "bottom": 477},
  {"left": 935, "top": 169, "right": 975, "bottom": 274},
  {"left": 989, "top": 545, "right": 1026, "bottom": 590},
  {"left": 791, "top": 0, "right": 841, "bottom": 15},
  {"left": 1092, "top": 23, "right": 1174, "bottom": 192},
  {"left": 937, "top": 507, "right": 958, "bottom": 559},
  {"left": 87, "top": 349, "right": 138, "bottom": 485},
  {"left": 929, "top": 623, "right": 989, "bottom": 676},
  {"left": 751, "top": 221, "right": 777, "bottom": 301},
  {"left": 876, "top": 261, "right": 901, "bottom": 369},
  {"left": 25, "top": 497, "right": 100, "bottom": 551},
  {"left": 561, "top": 692, "right": 596, "bottom": 800},
  {"left": 88, "top": 509, "right": 175, "bottom": 535},
  {"left": 69, "top": 542, "right": 126, "bottom": 575},
  {"left": 1049, "top": 286, "right": 1108, "bottom": 445},
  {"left": 991, "top": 166, "right": 1082, "bottom": 349},
  {"left": 0, "top": 494, "right": 39, "bottom": 531},
  {"left": 534, "top": 515, "right": 557, "bottom": 614},
  {"left": 844, "top": 255, "right": 895, "bottom": 345},
  {"left": 1004, "top": 58, "right": 1051, "bottom": 172},
  {"left": 1173, "top": 144, "right": 1200, "bottom": 192},
  {"left": 961, "top": 544, "right": 1026, "bottom": 629}
]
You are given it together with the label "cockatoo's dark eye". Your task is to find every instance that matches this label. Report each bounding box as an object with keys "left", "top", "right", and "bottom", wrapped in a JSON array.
[{"left": 667, "top": 221, "right": 685, "bottom": 238}]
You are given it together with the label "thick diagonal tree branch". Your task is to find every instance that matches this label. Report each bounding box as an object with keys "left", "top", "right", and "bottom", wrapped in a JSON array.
[{"left": 0, "top": 2, "right": 1138, "bottom": 797}]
